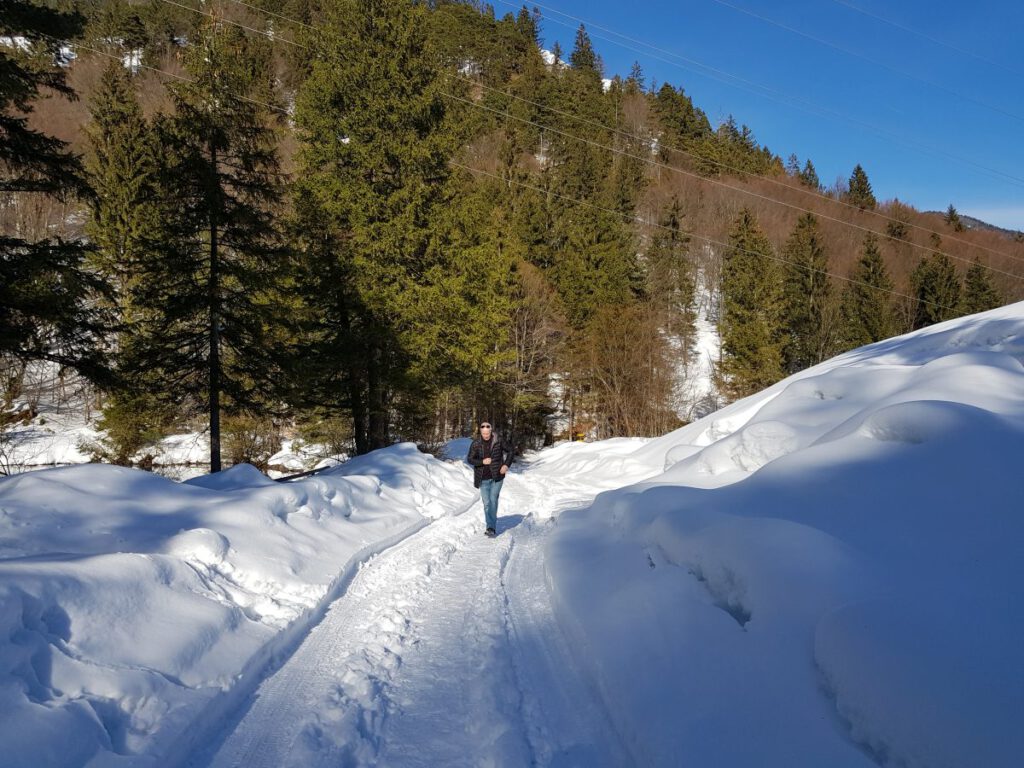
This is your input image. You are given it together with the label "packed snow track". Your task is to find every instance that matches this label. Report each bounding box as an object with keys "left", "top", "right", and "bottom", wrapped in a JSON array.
[{"left": 186, "top": 455, "right": 646, "bottom": 768}]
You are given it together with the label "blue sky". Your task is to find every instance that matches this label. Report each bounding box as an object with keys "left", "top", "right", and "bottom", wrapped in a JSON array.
[{"left": 496, "top": 0, "right": 1024, "bottom": 231}]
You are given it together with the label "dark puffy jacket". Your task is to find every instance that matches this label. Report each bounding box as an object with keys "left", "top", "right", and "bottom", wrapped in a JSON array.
[{"left": 466, "top": 435, "right": 514, "bottom": 488}]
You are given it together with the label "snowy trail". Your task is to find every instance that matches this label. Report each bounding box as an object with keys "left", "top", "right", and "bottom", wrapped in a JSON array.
[{"left": 193, "top": 458, "right": 643, "bottom": 768}]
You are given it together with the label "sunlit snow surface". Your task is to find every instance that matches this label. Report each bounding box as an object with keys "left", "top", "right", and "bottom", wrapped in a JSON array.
[
  {"left": 546, "top": 302, "right": 1024, "bottom": 767},
  {"left": 1, "top": 303, "right": 1023, "bottom": 767}
]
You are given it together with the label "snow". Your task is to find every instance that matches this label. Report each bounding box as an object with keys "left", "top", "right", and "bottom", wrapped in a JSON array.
[
  {"left": 2, "top": 302, "right": 1023, "bottom": 766},
  {"left": 544, "top": 302, "right": 1024, "bottom": 766},
  {"left": 0, "top": 443, "right": 474, "bottom": 767}
]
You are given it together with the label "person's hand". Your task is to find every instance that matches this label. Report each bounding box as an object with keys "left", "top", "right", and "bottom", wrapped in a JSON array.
[
  {"left": 482, "top": 458, "right": 492, "bottom": 465},
  {"left": 499, "top": 465, "right": 508, "bottom": 475}
]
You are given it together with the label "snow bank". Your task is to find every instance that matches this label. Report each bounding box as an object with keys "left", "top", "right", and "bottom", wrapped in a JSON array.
[
  {"left": 0, "top": 443, "right": 475, "bottom": 767},
  {"left": 545, "top": 303, "right": 1024, "bottom": 767}
]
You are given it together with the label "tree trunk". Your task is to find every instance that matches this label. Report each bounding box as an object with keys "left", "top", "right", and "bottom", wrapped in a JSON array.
[
  {"left": 366, "top": 342, "right": 389, "bottom": 451},
  {"left": 208, "top": 142, "right": 222, "bottom": 473}
]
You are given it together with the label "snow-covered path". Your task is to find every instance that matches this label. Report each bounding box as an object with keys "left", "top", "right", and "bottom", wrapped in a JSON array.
[{"left": 191, "top": 453, "right": 649, "bottom": 768}]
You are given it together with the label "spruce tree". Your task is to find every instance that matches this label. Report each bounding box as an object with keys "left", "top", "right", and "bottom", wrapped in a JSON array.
[
  {"left": 139, "top": 20, "right": 288, "bottom": 472},
  {"left": 799, "top": 159, "right": 820, "bottom": 189},
  {"left": 847, "top": 164, "right": 877, "bottom": 210},
  {"left": 1, "top": 1, "right": 110, "bottom": 383},
  {"left": 911, "top": 251, "right": 962, "bottom": 329},
  {"left": 718, "top": 209, "right": 786, "bottom": 400},
  {"left": 945, "top": 204, "right": 965, "bottom": 232},
  {"left": 569, "top": 24, "right": 601, "bottom": 84},
  {"left": 782, "top": 213, "right": 835, "bottom": 372},
  {"left": 960, "top": 258, "right": 1002, "bottom": 315},
  {"left": 294, "top": 0, "right": 456, "bottom": 453},
  {"left": 85, "top": 62, "right": 162, "bottom": 306},
  {"left": 646, "top": 195, "right": 695, "bottom": 346},
  {"left": 85, "top": 60, "right": 174, "bottom": 462},
  {"left": 840, "top": 233, "right": 897, "bottom": 348}
]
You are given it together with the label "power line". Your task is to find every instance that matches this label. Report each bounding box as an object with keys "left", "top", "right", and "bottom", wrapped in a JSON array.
[
  {"left": 450, "top": 161, "right": 961, "bottom": 315},
  {"left": 710, "top": 0, "right": 1024, "bottom": 125},
  {"left": 159, "top": 0, "right": 303, "bottom": 47},
  {"left": 442, "top": 91, "right": 1024, "bottom": 281},
  {"left": 36, "top": 31, "right": 290, "bottom": 117},
  {"left": 492, "top": 0, "right": 1024, "bottom": 189},
  {"left": 448, "top": 70, "right": 1024, "bottom": 267},
  {"left": 204, "top": 0, "right": 1024, "bottom": 277},
  {"left": 134, "top": 0, "right": 1015, "bottom": 296},
  {"left": 830, "top": 0, "right": 1024, "bottom": 80}
]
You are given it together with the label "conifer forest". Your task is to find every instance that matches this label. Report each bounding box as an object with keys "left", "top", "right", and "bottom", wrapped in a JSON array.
[{"left": 3, "top": 0, "right": 1021, "bottom": 472}]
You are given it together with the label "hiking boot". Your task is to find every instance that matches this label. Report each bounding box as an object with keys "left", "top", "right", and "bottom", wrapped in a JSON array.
[{"left": 485, "top": 527, "right": 496, "bottom": 537}]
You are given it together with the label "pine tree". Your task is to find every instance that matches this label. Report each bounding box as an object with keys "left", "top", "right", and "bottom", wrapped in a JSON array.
[
  {"left": 847, "top": 164, "right": 877, "bottom": 210},
  {"left": 1, "top": 1, "right": 110, "bottom": 383},
  {"left": 911, "top": 251, "right": 962, "bottom": 329},
  {"left": 569, "top": 24, "right": 601, "bottom": 84},
  {"left": 85, "top": 62, "right": 162, "bottom": 307},
  {"left": 840, "top": 233, "right": 897, "bottom": 348},
  {"left": 294, "top": 0, "right": 457, "bottom": 454},
  {"left": 646, "top": 196, "right": 695, "bottom": 342},
  {"left": 886, "top": 198, "right": 912, "bottom": 240},
  {"left": 785, "top": 153, "right": 800, "bottom": 176},
  {"left": 718, "top": 209, "right": 786, "bottom": 399},
  {"left": 85, "top": 61, "right": 174, "bottom": 463},
  {"left": 960, "top": 258, "right": 1002, "bottom": 315},
  {"left": 799, "top": 159, "right": 820, "bottom": 189},
  {"left": 139, "top": 20, "right": 288, "bottom": 472},
  {"left": 945, "top": 204, "right": 965, "bottom": 232},
  {"left": 782, "top": 213, "right": 835, "bottom": 372}
]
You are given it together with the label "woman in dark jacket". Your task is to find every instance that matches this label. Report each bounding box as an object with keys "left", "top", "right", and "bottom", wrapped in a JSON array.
[{"left": 466, "top": 421, "right": 514, "bottom": 537}]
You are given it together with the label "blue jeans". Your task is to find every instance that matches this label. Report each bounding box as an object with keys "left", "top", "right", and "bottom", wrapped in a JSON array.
[{"left": 480, "top": 478, "right": 504, "bottom": 531}]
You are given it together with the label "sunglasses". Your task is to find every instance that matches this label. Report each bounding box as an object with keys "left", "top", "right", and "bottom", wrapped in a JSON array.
[{"left": 480, "top": 423, "right": 492, "bottom": 429}]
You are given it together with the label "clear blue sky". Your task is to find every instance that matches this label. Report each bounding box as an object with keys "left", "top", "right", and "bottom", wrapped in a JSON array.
[{"left": 497, "top": 0, "right": 1024, "bottom": 231}]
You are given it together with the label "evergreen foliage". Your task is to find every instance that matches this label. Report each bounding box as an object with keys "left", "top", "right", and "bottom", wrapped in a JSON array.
[
  {"left": 85, "top": 61, "right": 172, "bottom": 461},
  {"left": 911, "top": 251, "right": 962, "bottom": 329},
  {"left": 847, "top": 164, "right": 877, "bottom": 210},
  {"left": 781, "top": 213, "right": 835, "bottom": 372},
  {"left": 840, "top": 233, "right": 897, "bottom": 348},
  {"left": 960, "top": 258, "right": 1002, "bottom": 315},
  {"left": 293, "top": 0, "right": 458, "bottom": 453},
  {"left": 799, "top": 159, "right": 820, "bottom": 190},
  {"left": 718, "top": 209, "right": 785, "bottom": 399},
  {"left": 945, "top": 204, "right": 965, "bottom": 232},
  {"left": 0, "top": 0, "right": 110, "bottom": 383},
  {"left": 133, "top": 20, "right": 289, "bottom": 471}
]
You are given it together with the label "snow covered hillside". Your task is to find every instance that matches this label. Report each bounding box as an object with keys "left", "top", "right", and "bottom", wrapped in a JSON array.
[
  {"left": 546, "top": 301, "right": 1024, "bottom": 766},
  {"left": 1, "top": 302, "right": 1022, "bottom": 767}
]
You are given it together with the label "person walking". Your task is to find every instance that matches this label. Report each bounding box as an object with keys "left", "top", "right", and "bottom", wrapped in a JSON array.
[{"left": 466, "top": 421, "right": 514, "bottom": 537}]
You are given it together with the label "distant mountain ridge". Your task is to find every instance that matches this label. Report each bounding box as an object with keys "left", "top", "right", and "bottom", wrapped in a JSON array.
[{"left": 924, "top": 211, "right": 1022, "bottom": 238}]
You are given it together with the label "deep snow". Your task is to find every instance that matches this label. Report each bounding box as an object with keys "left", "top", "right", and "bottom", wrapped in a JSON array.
[
  {"left": 545, "top": 302, "right": 1024, "bottom": 767},
  {"left": 1, "top": 302, "right": 1023, "bottom": 767}
]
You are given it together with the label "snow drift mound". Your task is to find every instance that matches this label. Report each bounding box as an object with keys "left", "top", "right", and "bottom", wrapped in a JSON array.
[
  {"left": 546, "top": 302, "right": 1024, "bottom": 767},
  {"left": 0, "top": 443, "right": 475, "bottom": 767}
]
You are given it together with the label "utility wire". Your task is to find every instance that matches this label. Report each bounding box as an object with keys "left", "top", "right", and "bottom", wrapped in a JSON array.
[
  {"left": 36, "top": 31, "right": 290, "bottom": 117},
  {"left": 201, "top": 0, "right": 1024, "bottom": 278},
  {"left": 829, "top": 0, "right": 1024, "bottom": 79},
  {"left": 72, "top": 3, "right": 980, "bottom": 313},
  {"left": 448, "top": 70, "right": 1024, "bottom": 267},
  {"left": 710, "top": 0, "right": 1024, "bottom": 125},
  {"left": 158, "top": 0, "right": 302, "bottom": 47},
  {"left": 492, "top": 0, "right": 1024, "bottom": 189},
  {"left": 450, "top": 161, "right": 961, "bottom": 315},
  {"left": 442, "top": 90, "right": 1024, "bottom": 281}
]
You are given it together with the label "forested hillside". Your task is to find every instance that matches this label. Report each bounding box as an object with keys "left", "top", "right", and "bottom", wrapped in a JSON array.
[{"left": 3, "top": 0, "right": 1022, "bottom": 473}]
